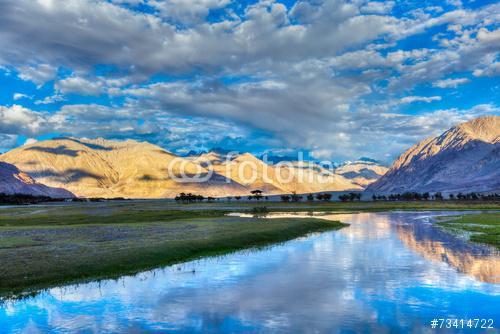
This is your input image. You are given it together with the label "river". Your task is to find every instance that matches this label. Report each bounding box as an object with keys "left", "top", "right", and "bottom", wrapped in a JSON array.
[{"left": 1, "top": 211, "right": 499, "bottom": 333}]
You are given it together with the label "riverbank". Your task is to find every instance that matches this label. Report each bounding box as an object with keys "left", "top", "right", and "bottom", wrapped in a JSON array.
[
  {"left": 437, "top": 213, "right": 500, "bottom": 249},
  {"left": 0, "top": 205, "right": 346, "bottom": 298}
]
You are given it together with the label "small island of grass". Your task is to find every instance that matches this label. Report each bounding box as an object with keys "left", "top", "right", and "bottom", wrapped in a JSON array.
[{"left": 437, "top": 213, "right": 500, "bottom": 248}]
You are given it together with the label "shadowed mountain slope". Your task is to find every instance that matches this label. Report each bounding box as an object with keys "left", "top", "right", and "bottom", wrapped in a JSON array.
[
  {"left": 367, "top": 116, "right": 500, "bottom": 193},
  {"left": 0, "top": 161, "right": 74, "bottom": 198}
]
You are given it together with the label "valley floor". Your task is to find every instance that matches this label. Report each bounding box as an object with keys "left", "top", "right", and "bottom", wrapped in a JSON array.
[{"left": 0, "top": 199, "right": 498, "bottom": 299}]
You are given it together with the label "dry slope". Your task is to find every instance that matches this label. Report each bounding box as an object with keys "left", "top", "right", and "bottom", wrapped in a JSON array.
[
  {"left": 0, "top": 138, "right": 246, "bottom": 198},
  {"left": 1, "top": 138, "right": 364, "bottom": 198}
]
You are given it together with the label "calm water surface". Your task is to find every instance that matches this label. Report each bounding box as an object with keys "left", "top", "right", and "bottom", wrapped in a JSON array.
[{"left": 1, "top": 211, "right": 499, "bottom": 333}]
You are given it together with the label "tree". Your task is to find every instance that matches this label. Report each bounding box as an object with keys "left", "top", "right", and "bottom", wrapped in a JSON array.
[
  {"left": 175, "top": 193, "right": 204, "bottom": 203},
  {"left": 175, "top": 192, "right": 185, "bottom": 202},
  {"left": 323, "top": 193, "right": 332, "bottom": 201},
  {"left": 307, "top": 193, "right": 314, "bottom": 201},
  {"left": 281, "top": 194, "right": 291, "bottom": 202},
  {"left": 291, "top": 191, "right": 302, "bottom": 202},
  {"left": 348, "top": 192, "right": 361, "bottom": 201},
  {"left": 250, "top": 189, "right": 263, "bottom": 201},
  {"left": 402, "top": 192, "right": 418, "bottom": 201},
  {"left": 235, "top": 196, "right": 242, "bottom": 201}
]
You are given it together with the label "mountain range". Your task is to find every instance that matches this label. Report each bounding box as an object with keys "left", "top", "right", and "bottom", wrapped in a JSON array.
[
  {"left": 335, "top": 159, "right": 388, "bottom": 188},
  {"left": 367, "top": 116, "right": 500, "bottom": 193},
  {"left": 0, "top": 138, "right": 386, "bottom": 198},
  {"left": 1, "top": 115, "right": 497, "bottom": 199}
]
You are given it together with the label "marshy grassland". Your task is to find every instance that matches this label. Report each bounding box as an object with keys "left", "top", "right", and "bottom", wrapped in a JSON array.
[
  {"left": 0, "top": 199, "right": 498, "bottom": 298},
  {"left": 437, "top": 212, "right": 500, "bottom": 249}
]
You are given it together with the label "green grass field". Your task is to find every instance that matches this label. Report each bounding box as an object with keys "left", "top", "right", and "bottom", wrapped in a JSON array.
[{"left": 437, "top": 213, "right": 500, "bottom": 249}]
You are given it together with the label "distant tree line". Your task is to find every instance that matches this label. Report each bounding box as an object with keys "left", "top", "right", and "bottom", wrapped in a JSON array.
[
  {"left": 372, "top": 192, "right": 500, "bottom": 201},
  {"left": 0, "top": 194, "right": 129, "bottom": 205},
  {"left": 0, "top": 193, "right": 55, "bottom": 205},
  {"left": 280, "top": 191, "right": 304, "bottom": 202},
  {"left": 339, "top": 192, "right": 362, "bottom": 202},
  {"left": 175, "top": 193, "right": 216, "bottom": 203},
  {"left": 372, "top": 192, "right": 442, "bottom": 201},
  {"left": 281, "top": 192, "right": 335, "bottom": 202},
  {"left": 280, "top": 194, "right": 291, "bottom": 202},
  {"left": 175, "top": 190, "right": 271, "bottom": 204},
  {"left": 315, "top": 193, "right": 333, "bottom": 201},
  {"left": 248, "top": 190, "right": 268, "bottom": 201},
  {"left": 449, "top": 192, "right": 500, "bottom": 201},
  {"left": 174, "top": 190, "right": 500, "bottom": 205}
]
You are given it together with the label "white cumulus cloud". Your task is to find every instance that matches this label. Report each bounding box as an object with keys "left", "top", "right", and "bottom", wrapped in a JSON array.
[{"left": 432, "top": 77, "right": 470, "bottom": 88}]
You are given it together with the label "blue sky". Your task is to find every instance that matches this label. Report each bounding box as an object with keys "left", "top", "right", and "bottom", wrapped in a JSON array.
[{"left": 0, "top": 0, "right": 498, "bottom": 163}]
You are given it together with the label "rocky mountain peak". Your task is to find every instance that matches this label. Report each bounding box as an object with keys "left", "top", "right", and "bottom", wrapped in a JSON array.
[{"left": 454, "top": 115, "right": 500, "bottom": 143}]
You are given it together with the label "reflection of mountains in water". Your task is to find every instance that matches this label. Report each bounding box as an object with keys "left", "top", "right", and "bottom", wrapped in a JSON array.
[
  {"left": 326, "top": 213, "right": 393, "bottom": 240},
  {"left": 396, "top": 218, "right": 500, "bottom": 284}
]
